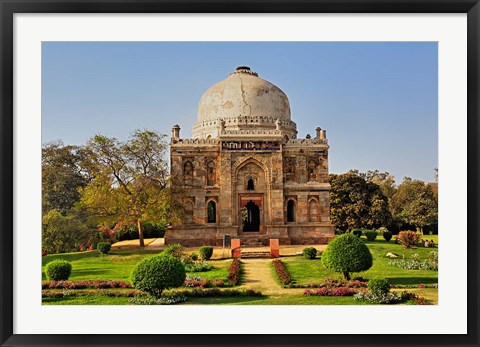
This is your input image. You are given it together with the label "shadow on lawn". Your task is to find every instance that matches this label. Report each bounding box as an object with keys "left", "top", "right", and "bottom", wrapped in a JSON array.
[{"left": 42, "top": 250, "right": 101, "bottom": 265}]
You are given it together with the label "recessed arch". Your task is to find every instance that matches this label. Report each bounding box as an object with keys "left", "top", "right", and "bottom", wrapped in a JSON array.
[
  {"left": 207, "top": 200, "right": 217, "bottom": 223},
  {"left": 308, "top": 198, "right": 319, "bottom": 222},
  {"left": 287, "top": 199, "right": 296, "bottom": 223}
]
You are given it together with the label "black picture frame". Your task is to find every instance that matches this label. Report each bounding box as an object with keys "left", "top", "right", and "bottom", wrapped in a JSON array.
[{"left": 1, "top": 1, "right": 479, "bottom": 346}]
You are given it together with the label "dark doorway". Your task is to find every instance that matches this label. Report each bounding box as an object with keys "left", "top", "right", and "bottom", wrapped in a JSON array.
[
  {"left": 207, "top": 201, "right": 216, "bottom": 223},
  {"left": 242, "top": 200, "right": 260, "bottom": 232},
  {"left": 247, "top": 178, "right": 255, "bottom": 190},
  {"left": 287, "top": 200, "right": 296, "bottom": 222}
]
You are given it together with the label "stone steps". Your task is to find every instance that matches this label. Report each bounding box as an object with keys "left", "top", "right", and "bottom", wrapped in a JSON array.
[
  {"left": 240, "top": 251, "right": 271, "bottom": 258},
  {"left": 240, "top": 237, "right": 265, "bottom": 247}
]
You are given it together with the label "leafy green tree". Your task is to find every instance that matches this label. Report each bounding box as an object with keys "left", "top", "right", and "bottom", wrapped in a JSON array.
[
  {"left": 80, "top": 129, "right": 183, "bottom": 247},
  {"left": 42, "top": 141, "right": 90, "bottom": 215},
  {"left": 329, "top": 172, "right": 392, "bottom": 231},
  {"left": 42, "top": 209, "right": 89, "bottom": 254},
  {"left": 322, "top": 234, "right": 373, "bottom": 280},
  {"left": 390, "top": 177, "right": 438, "bottom": 233}
]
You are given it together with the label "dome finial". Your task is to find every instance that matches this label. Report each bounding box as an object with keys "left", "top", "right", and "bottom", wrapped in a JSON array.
[{"left": 232, "top": 66, "right": 258, "bottom": 77}]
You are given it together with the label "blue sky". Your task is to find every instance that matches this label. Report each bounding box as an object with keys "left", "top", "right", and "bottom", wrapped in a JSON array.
[{"left": 42, "top": 42, "right": 438, "bottom": 183}]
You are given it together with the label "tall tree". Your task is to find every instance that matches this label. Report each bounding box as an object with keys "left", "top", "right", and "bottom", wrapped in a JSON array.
[
  {"left": 80, "top": 130, "right": 183, "bottom": 247},
  {"left": 390, "top": 177, "right": 438, "bottom": 233},
  {"left": 42, "top": 141, "right": 90, "bottom": 215},
  {"left": 329, "top": 172, "right": 392, "bottom": 231},
  {"left": 42, "top": 209, "right": 89, "bottom": 254}
]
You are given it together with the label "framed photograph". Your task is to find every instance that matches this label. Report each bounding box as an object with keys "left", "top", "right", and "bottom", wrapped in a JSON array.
[{"left": 1, "top": 1, "right": 479, "bottom": 346}]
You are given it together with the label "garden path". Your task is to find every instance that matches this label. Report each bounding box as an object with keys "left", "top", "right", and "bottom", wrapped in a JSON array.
[{"left": 238, "top": 258, "right": 301, "bottom": 295}]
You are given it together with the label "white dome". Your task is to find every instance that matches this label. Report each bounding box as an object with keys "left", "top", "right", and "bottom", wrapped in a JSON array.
[
  {"left": 197, "top": 66, "right": 291, "bottom": 122},
  {"left": 192, "top": 67, "right": 296, "bottom": 139}
]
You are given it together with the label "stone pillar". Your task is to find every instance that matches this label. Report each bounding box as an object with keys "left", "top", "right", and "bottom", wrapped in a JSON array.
[
  {"left": 270, "top": 239, "right": 280, "bottom": 258},
  {"left": 320, "top": 129, "right": 327, "bottom": 139},
  {"left": 231, "top": 239, "right": 241, "bottom": 258},
  {"left": 315, "top": 127, "right": 322, "bottom": 138},
  {"left": 171, "top": 124, "right": 180, "bottom": 139},
  {"left": 219, "top": 153, "right": 233, "bottom": 224}
]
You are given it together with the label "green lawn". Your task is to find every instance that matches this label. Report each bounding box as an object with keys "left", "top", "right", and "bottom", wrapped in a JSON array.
[
  {"left": 42, "top": 249, "right": 231, "bottom": 282},
  {"left": 42, "top": 287, "right": 439, "bottom": 305},
  {"left": 42, "top": 237, "right": 438, "bottom": 305},
  {"left": 283, "top": 238, "right": 438, "bottom": 286},
  {"left": 43, "top": 295, "right": 133, "bottom": 305}
]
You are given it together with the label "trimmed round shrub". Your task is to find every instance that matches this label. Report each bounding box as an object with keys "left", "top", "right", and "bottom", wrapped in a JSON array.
[
  {"left": 97, "top": 242, "right": 111, "bottom": 254},
  {"left": 364, "top": 230, "right": 378, "bottom": 241},
  {"left": 321, "top": 234, "right": 373, "bottom": 280},
  {"left": 191, "top": 252, "right": 199, "bottom": 261},
  {"left": 351, "top": 229, "right": 362, "bottom": 238},
  {"left": 130, "top": 255, "right": 186, "bottom": 297},
  {"left": 368, "top": 278, "right": 390, "bottom": 295},
  {"left": 302, "top": 247, "right": 317, "bottom": 260},
  {"left": 45, "top": 260, "right": 72, "bottom": 281},
  {"left": 162, "top": 244, "right": 183, "bottom": 258},
  {"left": 383, "top": 231, "right": 393, "bottom": 242},
  {"left": 199, "top": 246, "right": 213, "bottom": 260}
]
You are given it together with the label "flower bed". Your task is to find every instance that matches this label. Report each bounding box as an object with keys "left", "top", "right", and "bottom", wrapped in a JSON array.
[
  {"left": 289, "top": 278, "right": 368, "bottom": 289},
  {"left": 42, "top": 280, "right": 131, "bottom": 290},
  {"left": 184, "top": 276, "right": 226, "bottom": 288},
  {"left": 301, "top": 278, "right": 368, "bottom": 296},
  {"left": 272, "top": 259, "right": 292, "bottom": 285},
  {"left": 303, "top": 287, "right": 357, "bottom": 296},
  {"left": 164, "top": 288, "right": 262, "bottom": 298},
  {"left": 227, "top": 258, "right": 241, "bottom": 286},
  {"left": 389, "top": 252, "right": 438, "bottom": 271},
  {"left": 128, "top": 295, "right": 187, "bottom": 305},
  {"left": 42, "top": 288, "right": 143, "bottom": 298}
]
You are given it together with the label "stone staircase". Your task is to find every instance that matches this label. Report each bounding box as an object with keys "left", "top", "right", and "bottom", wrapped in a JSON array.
[
  {"left": 240, "top": 250, "right": 271, "bottom": 258},
  {"left": 241, "top": 237, "right": 264, "bottom": 247}
]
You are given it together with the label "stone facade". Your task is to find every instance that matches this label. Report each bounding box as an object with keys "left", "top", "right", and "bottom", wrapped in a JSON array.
[{"left": 165, "top": 67, "right": 334, "bottom": 246}]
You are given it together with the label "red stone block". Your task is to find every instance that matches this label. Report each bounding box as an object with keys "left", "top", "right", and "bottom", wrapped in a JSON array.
[
  {"left": 231, "top": 239, "right": 241, "bottom": 258},
  {"left": 270, "top": 239, "right": 280, "bottom": 258}
]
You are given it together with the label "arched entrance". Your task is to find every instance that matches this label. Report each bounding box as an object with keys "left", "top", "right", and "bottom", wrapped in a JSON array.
[{"left": 242, "top": 200, "right": 260, "bottom": 232}]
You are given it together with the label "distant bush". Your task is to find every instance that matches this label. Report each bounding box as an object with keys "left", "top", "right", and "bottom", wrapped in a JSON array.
[
  {"left": 199, "top": 246, "right": 213, "bottom": 260},
  {"left": 383, "top": 231, "right": 393, "bottom": 242},
  {"left": 130, "top": 255, "right": 186, "bottom": 297},
  {"left": 45, "top": 260, "right": 72, "bottom": 281},
  {"left": 184, "top": 262, "right": 213, "bottom": 272},
  {"left": 112, "top": 220, "right": 167, "bottom": 241},
  {"left": 396, "top": 231, "right": 421, "bottom": 249},
  {"left": 302, "top": 247, "right": 317, "bottom": 259},
  {"left": 321, "top": 234, "right": 373, "bottom": 280},
  {"left": 97, "top": 242, "right": 111, "bottom": 254},
  {"left": 364, "top": 230, "right": 378, "bottom": 241},
  {"left": 368, "top": 278, "right": 390, "bottom": 295},
  {"left": 351, "top": 229, "right": 362, "bottom": 238},
  {"left": 162, "top": 244, "right": 183, "bottom": 258},
  {"left": 191, "top": 252, "right": 199, "bottom": 261}
]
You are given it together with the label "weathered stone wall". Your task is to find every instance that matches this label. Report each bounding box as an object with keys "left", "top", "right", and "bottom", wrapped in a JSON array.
[{"left": 166, "top": 135, "right": 335, "bottom": 247}]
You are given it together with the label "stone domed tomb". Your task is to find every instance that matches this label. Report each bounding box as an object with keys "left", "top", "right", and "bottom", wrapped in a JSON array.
[{"left": 166, "top": 66, "right": 334, "bottom": 246}]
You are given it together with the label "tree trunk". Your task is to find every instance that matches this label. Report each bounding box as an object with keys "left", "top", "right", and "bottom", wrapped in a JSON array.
[
  {"left": 138, "top": 219, "right": 145, "bottom": 247},
  {"left": 343, "top": 272, "right": 351, "bottom": 280}
]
